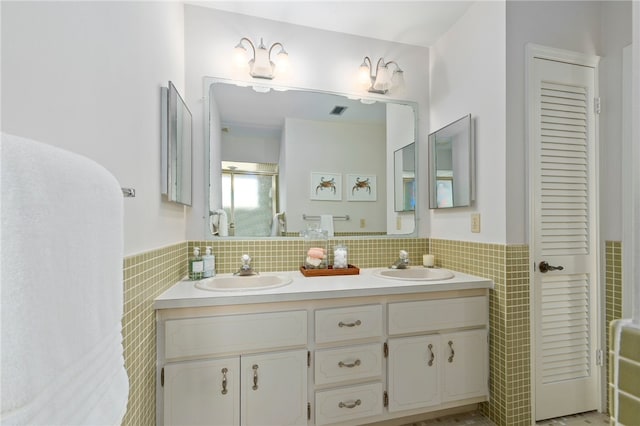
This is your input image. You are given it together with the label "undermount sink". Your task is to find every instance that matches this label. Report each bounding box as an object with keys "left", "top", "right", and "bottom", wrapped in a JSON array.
[
  {"left": 374, "top": 267, "right": 454, "bottom": 281},
  {"left": 195, "top": 274, "right": 292, "bottom": 291}
]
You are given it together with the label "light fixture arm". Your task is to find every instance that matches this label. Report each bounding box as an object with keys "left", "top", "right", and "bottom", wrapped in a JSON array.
[
  {"left": 234, "top": 36, "right": 288, "bottom": 80},
  {"left": 236, "top": 37, "right": 256, "bottom": 58},
  {"left": 359, "top": 56, "right": 405, "bottom": 94}
]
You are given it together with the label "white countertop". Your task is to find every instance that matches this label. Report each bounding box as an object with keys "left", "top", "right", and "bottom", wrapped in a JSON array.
[{"left": 154, "top": 267, "right": 494, "bottom": 310}]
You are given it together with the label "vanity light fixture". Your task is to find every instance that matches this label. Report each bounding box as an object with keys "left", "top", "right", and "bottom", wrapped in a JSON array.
[
  {"left": 358, "top": 56, "right": 405, "bottom": 94},
  {"left": 234, "top": 37, "right": 289, "bottom": 80}
]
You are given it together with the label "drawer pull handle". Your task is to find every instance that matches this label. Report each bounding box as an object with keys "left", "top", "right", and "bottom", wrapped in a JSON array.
[
  {"left": 338, "top": 320, "right": 362, "bottom": 328},
  {"left": 338, "top": 359, "right": 361, "bottom": 368},
  {"left": 338, "top": 399, "right": 362, "bottom": 409},
  {"left": 221, "top": 368, "right": 228, "bottom": 395},
  {"left": 252, "top": 364, "right": 259, "bottom": 390},
  {"left": 448, "top": 340, "right": 455, "bottom": 363},
  {"left": 427, "top": 343, "right": 435, "bottom": 366}
]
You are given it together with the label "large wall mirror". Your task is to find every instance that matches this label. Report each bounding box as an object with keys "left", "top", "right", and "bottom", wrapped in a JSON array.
[
  {"left": 205, "top": 78, "right": 417, "bottom": 238},
  {"left": 428, "top": 114, "right": 474, "bottom": 209}
]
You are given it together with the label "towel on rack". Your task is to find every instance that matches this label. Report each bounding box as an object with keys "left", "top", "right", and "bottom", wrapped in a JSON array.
[
  {"left": 270, "top": 212, "right": 286, "bottom": 236},
  {"left": 1, "top": 133, "right": 129, "bottom": 425},
  {"left": 216, "top": 209, "right": 229, "bottom": 237},
  {"left": 320, "top": 214, "right": 334, "bottom": 237}
]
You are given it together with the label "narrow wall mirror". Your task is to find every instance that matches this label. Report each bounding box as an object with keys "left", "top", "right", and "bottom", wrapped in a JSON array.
[
  {"left": 394, "top": 143, "right": 415, "bottom": 212},
  {"left": 205, "top": 78, "right": 417, "bottom": 238},
  {"left": 428, "top": 114, "right": 474, "bottom": 209},
  {"left": 161, "top": 81, "right": 193, "bottom": 206}
]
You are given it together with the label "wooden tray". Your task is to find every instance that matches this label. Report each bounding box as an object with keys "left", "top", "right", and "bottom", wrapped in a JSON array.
[{"left": 299, "top": 264, "right": 360, "bottom": 277}]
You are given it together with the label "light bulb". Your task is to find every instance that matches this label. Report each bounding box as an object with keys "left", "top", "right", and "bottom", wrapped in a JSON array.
[
  {"left": 358, "top": 63, "right": 371, "bottom": 87},
  {"left": 275, "top": 50, "right": 289, "bottom": 74},
  {"left": 233, "top": 44, "right": 248, "bottom": 67}
]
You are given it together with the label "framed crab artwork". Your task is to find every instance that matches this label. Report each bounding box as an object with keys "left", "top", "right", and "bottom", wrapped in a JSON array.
[
  {"left": 310, "top": 172, "right": 342, "bottom": 201},
  {"left": 346, "top": 174, "right": 377, "bottom": 201}
]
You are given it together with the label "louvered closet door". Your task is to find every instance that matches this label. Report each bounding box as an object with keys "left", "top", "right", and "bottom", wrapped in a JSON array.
[{"left": 531, "top": 57, "right": 600, "bottom": 421}]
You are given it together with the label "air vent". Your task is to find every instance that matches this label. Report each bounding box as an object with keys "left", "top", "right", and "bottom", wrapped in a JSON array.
[{"left": 330, "top": 105, "right": 348, "bottom": 116}]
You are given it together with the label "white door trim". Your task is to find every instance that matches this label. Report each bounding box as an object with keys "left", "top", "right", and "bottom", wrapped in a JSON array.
[{"left": 525, "top": 43, "right": 602, "bottom": 420}]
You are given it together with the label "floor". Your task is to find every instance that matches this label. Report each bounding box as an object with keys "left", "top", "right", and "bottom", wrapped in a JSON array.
[{"left": 403, "top": 410, "right": 610, "bottom": 426}]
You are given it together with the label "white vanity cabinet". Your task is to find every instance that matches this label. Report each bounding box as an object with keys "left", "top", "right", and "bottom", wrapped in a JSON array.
[
  {"left": 156, "top": 279, "right": 492, "bottom": 426},
  {"left": 386, "top": 296, "right": 489, "bottom": 415},
  {"left": 158, "top": 310, "right": 308, "bottom": 426}
]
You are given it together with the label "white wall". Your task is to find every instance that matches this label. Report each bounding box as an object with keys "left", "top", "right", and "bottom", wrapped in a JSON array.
[
  {"left": 429, "top": 1, "right": 507, "bottom": 244},
  {"left": 1, "top": 1, "right": 186, "bottom": 256},
  {"left": 221, "top": 127, "right": 281, "bottom": 164},
  {"left": 183, "top": 5, "right": 429, "bottom": 240},
  {"left": 284, "top": 118, "right": 386, "bottom": 234},
  {"left": 505, "top": 1, "right": 630, "bottom": 245}
]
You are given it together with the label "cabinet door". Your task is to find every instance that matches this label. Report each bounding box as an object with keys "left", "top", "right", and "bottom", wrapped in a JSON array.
[
  {"left": 241, "top": 350, "right": 308, "bottom": 426},
  {"left": 164, "top": 357, "right": 240, "bottom": 426},
  {"left": 387, "top": 335, "right": 441, "bottom": 412},
  {"left": 441, "top": 329, "right": 488, "bottom": 402}
]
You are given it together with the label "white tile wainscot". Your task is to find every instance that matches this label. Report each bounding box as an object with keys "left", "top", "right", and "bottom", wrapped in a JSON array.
[{"left": 155, "top": 268, "right": 493, "bottom": 426}]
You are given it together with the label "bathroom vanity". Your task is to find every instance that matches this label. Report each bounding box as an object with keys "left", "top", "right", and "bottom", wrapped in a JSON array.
[{"left": 154, "top": 268, "right": 493, "bottom": 426}]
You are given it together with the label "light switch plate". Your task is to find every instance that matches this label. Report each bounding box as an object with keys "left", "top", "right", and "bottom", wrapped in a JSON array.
[{"left": 471, "top": 213, "right": 481, "bottom": 233}]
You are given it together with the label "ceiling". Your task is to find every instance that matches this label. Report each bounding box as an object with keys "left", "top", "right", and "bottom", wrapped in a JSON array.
[{"left": 188, "top": 1, "right": 474, "bottom": 47}]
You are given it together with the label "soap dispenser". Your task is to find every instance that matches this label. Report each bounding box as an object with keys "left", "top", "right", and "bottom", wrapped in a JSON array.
[
  {"left": 189, "top": 247, "right": 204, "bottom": 280},
  {"left": 202, "top": 247, "right": 215, "bottom": 278}
]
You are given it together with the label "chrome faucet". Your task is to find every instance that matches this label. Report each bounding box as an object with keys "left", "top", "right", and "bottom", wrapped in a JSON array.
[
  {"left": 390, "top": 250, "right": 410, "bottom": 269},
  {"left": 234, "top": 254, "right": 258, "bottom": 276}
]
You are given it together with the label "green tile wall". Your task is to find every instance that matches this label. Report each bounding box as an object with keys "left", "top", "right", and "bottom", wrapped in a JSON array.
[
  {"left": 429, "top": 239, "right": 530, "bottom": 426},
  {"left": 606, "top": 241, "right": 624, "bottom": 418},
  {"left": 121, "top": 243, "right": 187, "bottom": 426}
]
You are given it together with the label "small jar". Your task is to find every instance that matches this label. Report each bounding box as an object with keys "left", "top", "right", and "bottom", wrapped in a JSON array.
[
  {"left": 333, "top": 244, "right": 348, "bottom": 269},
  {"left": 302, "top": 227, "right": 328, "bottom": 269}
]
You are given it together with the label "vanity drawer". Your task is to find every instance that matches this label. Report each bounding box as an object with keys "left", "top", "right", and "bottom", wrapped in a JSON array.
[
  {"left": 388, "top": 296, "right": 488, "bottom": 335},
  {"left": 315, "top": 343, "right": 383, "bottom": 386},
  {"left": 164, "top": 310, "right": 307, "bottom": 360},
  {"left": 315, "top": 304, "right": 383, "bottom": 344},
  {"left": 315, "top": 382, "right": 383, "bottom": 425}
]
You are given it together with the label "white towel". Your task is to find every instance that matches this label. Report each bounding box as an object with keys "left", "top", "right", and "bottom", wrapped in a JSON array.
[
  {"left": 217, "top": 209, "right": 229, "bottom": 237},
  {"left": 1, "top": 133, "right": 129, "bottom": 425},
  {"left": 320, "top": 214, "right": 334, "bottom": 237},
  {"left": 270, "top": 212, "right": 286, "bottom": 236}
]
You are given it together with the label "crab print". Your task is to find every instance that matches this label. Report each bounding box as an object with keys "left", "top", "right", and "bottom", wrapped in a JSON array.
[
  {"left": 316, "top": 177, "right": 337, "bottom": 194},
  {"left": 352, "top": 177, "right": 371, "bottom": 194}
]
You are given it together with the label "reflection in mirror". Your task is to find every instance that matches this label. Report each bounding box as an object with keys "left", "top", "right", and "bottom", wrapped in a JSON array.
[
  {"left": 161, "top": 81, "right": 193, "bottom": 206},
  {"left": 428, "top": 114, "right": 474, "bottom": 209},
  {"left": 206, "top": 79, "right": 417, "bottom": 238},
  {"left": 220, "top": 161, "right": 279, "bottom": 237},
  {"left": 394, "top": 143, "right": 415, "bottom": 211}
]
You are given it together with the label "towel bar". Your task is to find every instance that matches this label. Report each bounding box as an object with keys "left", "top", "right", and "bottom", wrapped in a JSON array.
[
  {"left": 303, "top": 214, "right": 350, "bottom": 221},
  {"left": 121, "top": 188, "right": 135, "bottom": 198}
]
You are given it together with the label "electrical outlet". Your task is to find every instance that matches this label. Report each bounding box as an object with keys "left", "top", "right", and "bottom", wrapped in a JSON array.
[
  {"left": 396, "top": 216, "right": 402, "bottom": 230},
  {"left": 471, "top": 213, "right": 481, "bottom": 233},
  {"left": 360, "top": 218, "right": 366, "bottom": 228}
]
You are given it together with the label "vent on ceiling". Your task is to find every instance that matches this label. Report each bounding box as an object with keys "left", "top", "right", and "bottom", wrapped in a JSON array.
[{"left": 330, "top": 106, "right": 348, "bottom": 116}]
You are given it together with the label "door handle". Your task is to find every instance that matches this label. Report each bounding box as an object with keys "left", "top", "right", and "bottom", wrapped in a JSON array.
[{"left": 539, "top": 261, "right": 564, "bottom": 273}]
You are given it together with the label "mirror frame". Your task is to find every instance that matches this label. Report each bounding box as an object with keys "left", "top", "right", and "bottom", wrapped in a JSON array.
[
  {"left": 202, "top": 76, "right": 420, "bottom": 240},
  {"left": 428, "top": 114, "right": 475, "bottom": 209},
  {"left": 161, "top": 81, "right": 193, "bottom": 206}
]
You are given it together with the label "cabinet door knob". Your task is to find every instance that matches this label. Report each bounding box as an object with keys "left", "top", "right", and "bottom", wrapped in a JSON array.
[
  {"left": 448, "top": 341, "right": 455, "bottom": 363},
  {"left": 338, "top": 320, "right": 362, "bottom": 328},
  {"left": 338, "top": 399, "right": 362, "bottom": 409},
  {"left": 252, "top": 364, "right": 259, "bottom": 390},
  {"left": 338, "top": 359, "right": 361, "bottom": 368},
  {"left": 221, "top": 368, "right": 228, "bottom": 395},
  {"left": 427, "top": 343, "right": 435, "bottom": 366}
]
